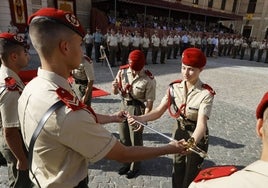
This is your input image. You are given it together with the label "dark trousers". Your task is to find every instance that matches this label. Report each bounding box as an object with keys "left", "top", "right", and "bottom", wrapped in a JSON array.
[
  {"left": 119, "top": 102, "right": 144, "bottom": 170},
  {"left": 74, "top": 177, "right": 89, "bottom": 188},
  {"left": 94, "top": 42, "right": 101, "bottom": 61},
  {"left": 250, "top": 48, "right": 256, "bottom": 61},
  {"left": 85, "top": 43, "right": 93, "bottom": 58},
  {"left": 160, "top": 46, "right": 167, "bottom": 64},
  {"left": 121, "top": 46, "right": 130, "bottom": 65},
  {"left": 173, "top": 44, "right": 180, "bottom": 58},
  {"left": 142, "top": 47, "right": 149, "bottom": 64},
  {"left": 257, "top": 49, "right": 264, "bottom": 62},
  {"left": 0, "top": 133, "right": 33, "bottom": 188},
  {"left": 152, "top": 46, "right": 159, "bottom": 64},
  {"left": 172, "top": 122, "right": 208, "bottom": 188}
]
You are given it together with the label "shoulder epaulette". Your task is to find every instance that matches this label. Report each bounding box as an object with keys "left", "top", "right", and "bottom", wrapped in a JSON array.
[
  {"left": 119, "top": 64, "right": 130, "bottom": 70},
  {"left": 194, "top": 165, "right": 237, "bottom": 182},
  {"left": 83, "top": 55, "right": 93, "bottom": 64},
  {"left": 169, "top": 79, "right": 182, "bottom": 86},
  {"left": 56, "top": 87, "right": 98, "bottom": 122},
  {"left": 56, "top": 87, "right": 86, "bottom": 111},
  {"left": 5, "top": 77, "right": 18, "bottom": 91},
  {"left": 202, "top": 84, "right": 216, "bottom": 95},
  {"left": 144, "top": 70, "right": 154, "bottom": 79}
]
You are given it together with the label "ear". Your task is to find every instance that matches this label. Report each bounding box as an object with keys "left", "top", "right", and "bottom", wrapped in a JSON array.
[
  {"left": 7, "top": 51, "right": 19, "bottom": 64},
  {"left": 59, "top": 40, "right": 69, "bottom": 55},
  {"left": 256, "top": 119, "right": 264, "bottom": 138}
]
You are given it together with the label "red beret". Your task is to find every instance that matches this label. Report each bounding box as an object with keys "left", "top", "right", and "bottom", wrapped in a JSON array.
[
  {"left": 0, "top": 32, "right": 26, "bottom": 47},
  {"left": 28, "top": 8, "right": 85, "bottom": 37},
  {"left": 128, "top": 50, "right": 145, "bottom": 71},
  {"left": 256, "top": 92, "right": 268, "bottom": 119},
  {"left": 182, "top": 48, "right": 206, "bottom": 68}
]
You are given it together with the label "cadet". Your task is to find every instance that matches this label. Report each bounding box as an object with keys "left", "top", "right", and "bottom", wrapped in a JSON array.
[
  {"left": 19, "top": 8, "right": 186, "bottom": 187},
  {"left": 128, "top": 48, "right": 215, "bottom": 188},
  {"left": 188, "top": 91, "right": 268, "bottom": 188},
  {"left": 0, "top": 32, "right": 33, "bottom": 187},
  {"left": 83, "top": 28, "right": 94, "bottom": 58},
  {"left": 112, "top": 50, "right": 156, "bottom": 178},
  {"left": 72, "top": 54, "right": 95, "bottom": 106}
]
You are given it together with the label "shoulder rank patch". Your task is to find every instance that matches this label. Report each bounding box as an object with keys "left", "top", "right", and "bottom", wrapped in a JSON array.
[
  {"left": 145, "top": 70, "right": 154, "bottom": 79},
  {"left": 119, "top": 64, "right": 130, "bottom": 70},
  {"left": 5, "top": 77, "right": 18, "bottom": 91},
  {"left": 169, "top": 79, "right": 182, "bottom": 86},
  {"left": 202, "top": 84, "right": 216, "bottom": 95},
  {"left": 56, "top": 87, "right": 86, "bottom": 111},
  {"left": 83, "top": 55, "right": 93, "bottom": 64},
  {"left": 194, "top": 165, "right": 237, "bottom": 182}
]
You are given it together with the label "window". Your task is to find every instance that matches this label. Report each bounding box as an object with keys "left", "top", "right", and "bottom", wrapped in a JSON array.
[
  {"left": 221, "top": 0, "right": 226, "bottom": 10},
  {"left": 208, "top": 0, "right": 213, "bottom": 8},
  {"left": 247, "top": 0, "right": 257, "bottom": 14},
  {"left": 193, "top": 0, "right": 199, "bottom": 5},
  {"left": 232, "top": 0, "right": 237, "bottom": 13}
]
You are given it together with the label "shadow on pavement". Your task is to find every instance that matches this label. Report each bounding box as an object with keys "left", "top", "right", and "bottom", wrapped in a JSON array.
[{"left": 209, "top": 135, "right": 245, "bottom": 148}]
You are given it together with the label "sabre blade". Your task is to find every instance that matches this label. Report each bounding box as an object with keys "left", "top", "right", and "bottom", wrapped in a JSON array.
[{"left": 100, "top": 45, "right": 115, "bottom": 79}]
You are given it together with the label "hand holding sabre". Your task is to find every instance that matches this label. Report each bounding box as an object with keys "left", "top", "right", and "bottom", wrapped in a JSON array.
[{"left": 126, "top": 113, "right": 208, "bottom": 158}]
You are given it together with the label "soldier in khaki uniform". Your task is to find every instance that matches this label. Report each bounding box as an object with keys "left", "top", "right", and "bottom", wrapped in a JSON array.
[
  {"left": 72, "top": 54, "right": 95, "bottom": 106},
  {"left": 0, "top": 32, "right": 33, "bottom": 187},
  {"left": 128, "top": 48, "right": 215, "bottom": 188},
  {"left": 112, "top": 50, "right": 156, "bottom": 179},
  {"left": 189, "top": 92, "right": 268, "bottom": 188},
  {"left": 21, "top": 8, "right": 186, "bottom": 188},
  {"left": 250, "top": 38, "right": 258, "bottom": 61}
]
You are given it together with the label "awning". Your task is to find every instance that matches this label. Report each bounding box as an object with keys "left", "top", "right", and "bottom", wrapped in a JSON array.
[{"left": 118, "top": 0, "right": 243, "bottom": 21}]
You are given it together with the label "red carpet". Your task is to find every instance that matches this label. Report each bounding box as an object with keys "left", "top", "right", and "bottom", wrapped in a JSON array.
[{"left": 18, "top": 70, "right": 110, "bottom": 98}]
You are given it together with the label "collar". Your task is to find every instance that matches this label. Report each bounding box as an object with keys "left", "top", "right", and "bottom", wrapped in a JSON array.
[
  {"left": 37, "top": 67, "right": 72, "bottom": 92},
  {"left": 0, "top": 65, "right": 23, "bottom": 86}
]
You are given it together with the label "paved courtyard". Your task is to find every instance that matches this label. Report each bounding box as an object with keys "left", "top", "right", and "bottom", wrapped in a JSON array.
[{"left": 1, "top": 51, "right": 268, "bottom": 187}]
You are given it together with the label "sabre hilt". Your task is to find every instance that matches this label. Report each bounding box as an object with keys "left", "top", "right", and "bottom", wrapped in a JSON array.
[
  {"left": 126, "top": 114, "right": 208, "bottom": 158},
  {"left": 183, "top": 137, "right": 208, "bottom": 158}
]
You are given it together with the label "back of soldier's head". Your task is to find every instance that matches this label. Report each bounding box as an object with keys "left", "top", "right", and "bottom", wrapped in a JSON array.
[
  {"left": 29, "top": 18, "right": 75, "bottom": 57},
  {"left": 0, "top": 33, "right": 26, "bottom": 62},
  {"left": 27, "top": 8, "right": 85, "bottom": 58}
]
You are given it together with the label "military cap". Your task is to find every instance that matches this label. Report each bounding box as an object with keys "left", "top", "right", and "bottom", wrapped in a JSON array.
[
  {"left": 256, "top": 92, "right": 268, "bottom": 119},
  {"left": 0, "top": 32, "right": 26, "bottom": 47},
  {"left": 28, "top": 7, "right": 85, "bottom": 37},
  {"left": 182, "top": 48, "right": 206, "bottom": 68},
  {"left": 128, "top": 50, "right": 145, "bottom": 71}
]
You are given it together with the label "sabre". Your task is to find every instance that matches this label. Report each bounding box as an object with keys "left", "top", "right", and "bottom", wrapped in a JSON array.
[
  {"left": 127, "top": 115, "right": 208, "bottom": 158},
  {"left": 99, "top": 45, "right": 115, "bottom": 79}
]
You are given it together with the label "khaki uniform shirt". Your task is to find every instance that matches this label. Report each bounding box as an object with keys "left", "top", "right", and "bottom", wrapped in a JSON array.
[
  {"left": 151, "top": 35, "right": 160, "bottom": 47},
  {"left": 141, "top": 37, "right": 150, "bottom": 48},
  {"left": 107, "top": 34, "right": 118, "bottom": 47},
  {"left": 18, "top": 68, "right": 116, "bottom": 188},
  {"left": 118, "top": 68, "right": 156, "bottom": 102},
  {"left": 189, "top": 160, "right": 268, "bottom": 188},
  {"left": 0, "top": 65, "right": 24, "bottom": 128},
  {"left": 160, "top": 79, "right": 214, "bottom": 121}
]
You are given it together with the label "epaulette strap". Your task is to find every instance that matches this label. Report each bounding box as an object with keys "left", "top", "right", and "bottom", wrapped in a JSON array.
[
  {"left": 167, "top": 85, "right": 181, "bottom": 119},
  {"left": 194, "top": 165, "right": 237, "bottom": 182},
  {"left": 144, "top": 70, "right": 154, "bottom": 79},
  {"left": 5, "top": 77, "right": 19, "bottom": 91},
  {"left": 202, "top": 84, "right": 216, "bottom": 95},
  {"left": 56, "top": 87, "right": 98, "bottom": 123},
  {"left": 119, "top": 64, "right": 129, "bottom": 70},
  {"left": 56, "top": 87, "right": 86, "bottom": 111},
  {"left": 83, "top": 55, "right": 93, "bottom": 64},
  {"left": 169, "top": 79, "right": 182, "bottom": 86}
]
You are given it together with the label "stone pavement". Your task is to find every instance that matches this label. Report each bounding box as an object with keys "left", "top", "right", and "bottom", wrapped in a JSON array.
[{"left": 1, "top": 50, "right": 268, "bottom": 188}]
